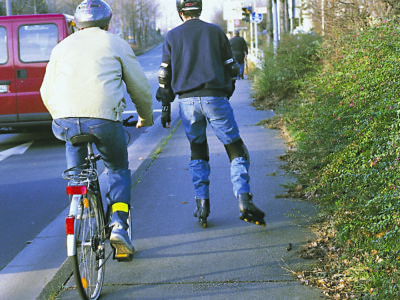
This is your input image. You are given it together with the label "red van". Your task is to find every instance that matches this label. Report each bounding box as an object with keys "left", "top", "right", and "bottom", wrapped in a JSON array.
[{"left": 0, "top": 14, "right": 75, "bottom": 130}]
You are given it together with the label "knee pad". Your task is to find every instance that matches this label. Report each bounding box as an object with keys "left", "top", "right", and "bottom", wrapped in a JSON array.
[
  {"left": 224, "top": 138, "right": 250, "bottom": 163},
  {"left": 190, "top": 139, "right": 209, "bottom": 161}
]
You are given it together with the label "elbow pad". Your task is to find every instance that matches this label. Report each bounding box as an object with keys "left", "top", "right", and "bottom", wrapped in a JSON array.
[
  {"left": 158, "top": 62, "right": 171, "bottom": 89},
  {"left": 224, "top": 58, "right": 240, "bottom": 79}
]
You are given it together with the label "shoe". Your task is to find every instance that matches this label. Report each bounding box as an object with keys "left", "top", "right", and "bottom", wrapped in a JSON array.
[
  {"left": 238, "top": 193, "right": 266, "bottom": 227},
  {"left": 193, "top": 198, "right": 210, "bottom": 228},
  {"left": 110, "top": 223, "right": 134, "bottom": 261}
]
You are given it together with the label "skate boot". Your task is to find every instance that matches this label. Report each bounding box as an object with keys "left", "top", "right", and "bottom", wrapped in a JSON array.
[
  {"left": 193, "top": 198, "right": 210, "bottom": 228},
  {"left": 238, "top": 193, "right": 266, "bottom": 227}
]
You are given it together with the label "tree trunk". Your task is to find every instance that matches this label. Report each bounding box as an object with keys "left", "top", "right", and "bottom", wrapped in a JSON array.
[
  {"left": 279, "top": 0, "right": 286, "bottom": 34},
  {"left": 266, "top": 0, "right": 274, "bottom": 44}
]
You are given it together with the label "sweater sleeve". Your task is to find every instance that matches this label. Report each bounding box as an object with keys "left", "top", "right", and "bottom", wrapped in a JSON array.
[{"left": 120, "top": 41, "right": 153, "bottom": 126}]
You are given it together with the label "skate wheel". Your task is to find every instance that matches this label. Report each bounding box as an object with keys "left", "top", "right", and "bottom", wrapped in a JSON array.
[
  {"left": 255, "top": 221, "right": 260, "bottom": 225},
  {"left": 202, "top": 222, "right": 207, "bottom": 228}
]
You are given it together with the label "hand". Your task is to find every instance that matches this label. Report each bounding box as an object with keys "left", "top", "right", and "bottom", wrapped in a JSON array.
[
  {"left": 161, "top": 104, "right": 171, "bottom": 128},
  {"left": 136, "top": 118, "right": 143, "bottom": 129}
]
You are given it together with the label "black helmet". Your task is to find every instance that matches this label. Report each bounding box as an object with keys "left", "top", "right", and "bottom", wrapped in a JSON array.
[
  {"left": 176, "top": 0, "right": 202, "bottom": 15},
  {"left": 74, "top": 0, "right": 112, "bottom": 29}
]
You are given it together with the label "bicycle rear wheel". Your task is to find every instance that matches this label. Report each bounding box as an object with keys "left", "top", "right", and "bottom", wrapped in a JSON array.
[{"left": 72, "top": 191, "right": 105, "bottom": 300}]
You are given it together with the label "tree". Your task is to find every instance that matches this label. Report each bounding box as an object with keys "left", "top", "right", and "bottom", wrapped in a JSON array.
[
  {"left": 11, "top": 0, "right": 48, "bottom": 14},
  {"left": 211, "top": 9, "right": 227, "bottom": 32},
  {"left": 46, "top": 0, "right": 161, "bottom": 49},
  {"left": 266, "top": 0, "right": 274, "bottom": 43},
  {"left": 279, "top": 0, "right": 289, "bottom": 34},
  {"left": 0, "top": 1, "right": 5, "bottom": 16},
  {"left": 304, "top": 0, "right": 394, "bottom": 37},
  {"left": 381, "top": 0, "right": 400, "bottom": 15}
]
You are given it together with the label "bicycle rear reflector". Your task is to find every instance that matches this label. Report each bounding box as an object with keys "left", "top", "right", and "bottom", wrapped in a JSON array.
[
  {"left": 66, "top": 216, "right": 75, "bottom": 234},
  {"left": 66, "top": 185, "right": 87, "bottom": 195}
]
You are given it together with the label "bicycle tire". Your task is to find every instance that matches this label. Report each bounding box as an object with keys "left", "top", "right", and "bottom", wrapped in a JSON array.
[{"left": 72, "top": 191, "right": 105, "bottom": 300}]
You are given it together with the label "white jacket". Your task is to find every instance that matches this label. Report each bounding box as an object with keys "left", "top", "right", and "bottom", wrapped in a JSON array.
[{"left": 40, "top": 27, "right": 153, "bottom": 126}]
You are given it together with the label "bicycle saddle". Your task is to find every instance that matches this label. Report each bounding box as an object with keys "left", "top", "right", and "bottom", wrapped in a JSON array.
[{"left": 70, "top": 134, "right": 100, "bottom": 146}]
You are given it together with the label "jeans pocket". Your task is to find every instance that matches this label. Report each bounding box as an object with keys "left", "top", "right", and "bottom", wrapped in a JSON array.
[
  {"left": 87, "top": 119, "right": 119, "bottom": 140},
  {"left": 204, "top": 97, "right": 231, "bottom": 119},
  {"left": 52, "top": 119, "right": 69, "bottom": 141}
]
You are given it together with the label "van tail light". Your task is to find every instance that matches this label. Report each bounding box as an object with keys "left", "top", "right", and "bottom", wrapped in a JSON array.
[
  {"left": 66, "top": 185, "right": 87, "bottom": 195},
  {"left": 66, "top": 216, "right": 75, "bottom": 235}
]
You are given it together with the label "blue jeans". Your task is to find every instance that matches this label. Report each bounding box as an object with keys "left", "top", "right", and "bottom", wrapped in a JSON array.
[
  {"left": 238, "top": 62, "right": 245, "bottom": 79},
  {"left": 52, "top": 118, "right": 130, "bottom": 229},
  {"left": 178, "top": 96, "right": 250, "bottom": 199}
]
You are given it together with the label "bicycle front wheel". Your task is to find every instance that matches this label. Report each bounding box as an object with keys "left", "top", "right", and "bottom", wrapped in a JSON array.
[{"left": 72, "top": 192, "right": 105, "bottom": 300}]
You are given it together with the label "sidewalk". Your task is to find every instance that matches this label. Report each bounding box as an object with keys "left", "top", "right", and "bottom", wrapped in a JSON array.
[{"left": 56, "top": 80, "right": 326, "bottom": 300}]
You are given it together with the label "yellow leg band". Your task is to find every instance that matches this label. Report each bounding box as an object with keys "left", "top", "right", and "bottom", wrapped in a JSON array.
[{"left": 112, "top": 202, "right": 129, "bottom": 213}]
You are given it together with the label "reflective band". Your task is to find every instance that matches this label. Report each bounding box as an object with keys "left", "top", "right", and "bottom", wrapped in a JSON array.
[
  {"left": 224, "top": 58, "right": 234, "bottom": 65},
  {"left": 112, "top": 202, "right": 129, "bottom": 213}
]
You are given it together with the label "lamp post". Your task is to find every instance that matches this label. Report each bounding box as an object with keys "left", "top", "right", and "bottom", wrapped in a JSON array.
[{"left": 6, "top": 0, "right": 12, "bottom": 15}]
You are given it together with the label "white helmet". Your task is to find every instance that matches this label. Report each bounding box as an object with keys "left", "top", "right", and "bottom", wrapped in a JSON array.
[{"left": 74, "top": 0, "right": 112, "bottom": 29}]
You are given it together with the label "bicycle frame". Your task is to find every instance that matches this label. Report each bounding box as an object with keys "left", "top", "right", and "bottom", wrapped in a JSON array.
[{"left": 65, "top": 141, "right": 108, "bottom": 257}]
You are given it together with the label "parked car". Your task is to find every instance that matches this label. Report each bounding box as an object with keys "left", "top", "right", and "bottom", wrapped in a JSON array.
[{"left": 0, "top": 14, "right": 75, "bottom": 130}]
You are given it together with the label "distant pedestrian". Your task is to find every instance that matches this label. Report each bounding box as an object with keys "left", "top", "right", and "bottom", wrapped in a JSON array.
[
  {"left": 230, "top": 30, "right": 248, "bottom": 80},
  {"left": 155, "top": 0, "right": 265, "bottom": 228}
]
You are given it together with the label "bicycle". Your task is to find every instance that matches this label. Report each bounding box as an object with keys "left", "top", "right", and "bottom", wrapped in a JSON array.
[{"left": 62, "top": 116, "right": 137, "bottom": 300}]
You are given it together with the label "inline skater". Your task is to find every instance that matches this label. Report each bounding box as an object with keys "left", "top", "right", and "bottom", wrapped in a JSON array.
[
  {"left": 41, "top": 0, "right": 153, "bottom": 259},
  {"left": 156, "top": 0, "right": 265, "bottom": 228}
]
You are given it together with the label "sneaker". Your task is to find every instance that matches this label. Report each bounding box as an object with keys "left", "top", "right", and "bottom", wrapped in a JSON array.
[{"left": 110, "top": 223, "right": 134, "bottom": 261}]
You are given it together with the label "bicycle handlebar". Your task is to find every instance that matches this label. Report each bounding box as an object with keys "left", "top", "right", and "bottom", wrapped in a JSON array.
[{"left": 122, "top": 115, "right": 138, "bottom": 127}]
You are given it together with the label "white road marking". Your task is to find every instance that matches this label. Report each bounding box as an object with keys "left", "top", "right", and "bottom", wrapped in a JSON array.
[
  {"left": 123, "top": 109, "right": 162, "bottom": 114},
  {"left": 0, "top": 141, "right": 33, "bottom": 162}
]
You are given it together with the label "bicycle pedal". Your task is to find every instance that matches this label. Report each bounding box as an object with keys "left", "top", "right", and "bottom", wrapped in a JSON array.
[{"left": 115, "top": 252, "right": 133, "bottom": 262}]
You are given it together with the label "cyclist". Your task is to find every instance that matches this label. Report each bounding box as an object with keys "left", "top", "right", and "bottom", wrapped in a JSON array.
[
  {"left": 40, "top": 0, "right": 153, "bottom": 258},
  {"left": 230, "top": 30, "right": 248, "bottom": 80},
  {"left": 156, "top": 0, "right": 265, "bottom": 227}
]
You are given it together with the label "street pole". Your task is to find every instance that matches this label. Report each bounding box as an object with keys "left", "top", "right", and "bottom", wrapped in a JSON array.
[
  {"left": 6, "top": 0, "right": 12, "bottom": 16},
  {"left": 254, "top": 1, "right": 258, "bottom": 52},
  {"left": 273, "top": 0, "right": 280, "bottom": 50}
]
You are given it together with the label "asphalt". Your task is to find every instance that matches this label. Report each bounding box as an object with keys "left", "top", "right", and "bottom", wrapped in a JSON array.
[{"left": 4, "top": 80, "right": 326, "bottom": 300}]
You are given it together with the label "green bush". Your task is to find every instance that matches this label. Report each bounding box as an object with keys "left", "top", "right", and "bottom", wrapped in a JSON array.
[
  {"left": 258, "top": 18, "right": 400, "bottom": 298},
  {"left": 252, "top": 33, "right": 322, "bottom": 104}
]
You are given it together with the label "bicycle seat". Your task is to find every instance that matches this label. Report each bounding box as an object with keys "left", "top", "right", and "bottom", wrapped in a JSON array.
[{"left": 70, "top": 134, "right": 99, "bottom": 146}]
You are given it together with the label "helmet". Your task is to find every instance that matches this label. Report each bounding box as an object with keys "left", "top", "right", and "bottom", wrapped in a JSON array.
[
  {"left": 74, "top": 0, "right": 112, "bottom": 29},
  {"left": 176, "top": 0, "right": 202, "bottom": 15}
]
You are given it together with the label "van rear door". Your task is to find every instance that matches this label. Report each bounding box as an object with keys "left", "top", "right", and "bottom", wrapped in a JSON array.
[
  {"left": 0, "top": 21, "right": 17, "bottom": 123},
  {"left": 12, "top": 18, "right": 59, "bottom": 122}
]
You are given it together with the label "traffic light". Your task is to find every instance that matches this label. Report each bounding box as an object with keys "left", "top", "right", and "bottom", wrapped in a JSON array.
[{"left": 241, "top": 6, "right": 252, "bottom": 22}]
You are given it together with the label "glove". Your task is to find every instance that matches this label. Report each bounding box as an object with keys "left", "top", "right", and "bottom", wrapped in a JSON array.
[
  {"left": 161, "top": 104, "right": 171, "bottom": 128},
  {"left": 156, "top": 87, "right": 175, "bottom": 103}
]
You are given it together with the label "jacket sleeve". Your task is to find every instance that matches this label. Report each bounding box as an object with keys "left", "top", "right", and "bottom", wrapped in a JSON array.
[
  {"left": 40, "top": 50, "right": 57, "bottom": 115},
  {"left": 119, "top": 41, "right": 154, "bottom": 127}
]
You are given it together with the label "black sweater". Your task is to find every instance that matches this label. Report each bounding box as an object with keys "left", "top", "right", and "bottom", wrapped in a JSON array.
[{"left": 161, "top": 18, "right": 235, "bottom": 99}]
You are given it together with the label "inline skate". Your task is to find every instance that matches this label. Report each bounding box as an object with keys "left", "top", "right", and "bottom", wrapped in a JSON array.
[
  {"left": 194, "top": 198, "right": 210, "bottom": 228},
  {"left": 238, "top": 193, "right": 266, "bottom": 227}
]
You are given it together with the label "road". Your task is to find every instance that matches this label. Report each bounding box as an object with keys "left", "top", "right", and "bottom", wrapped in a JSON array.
[{"left": 0, "top": 44, "right": 163, "bottom": 270}]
